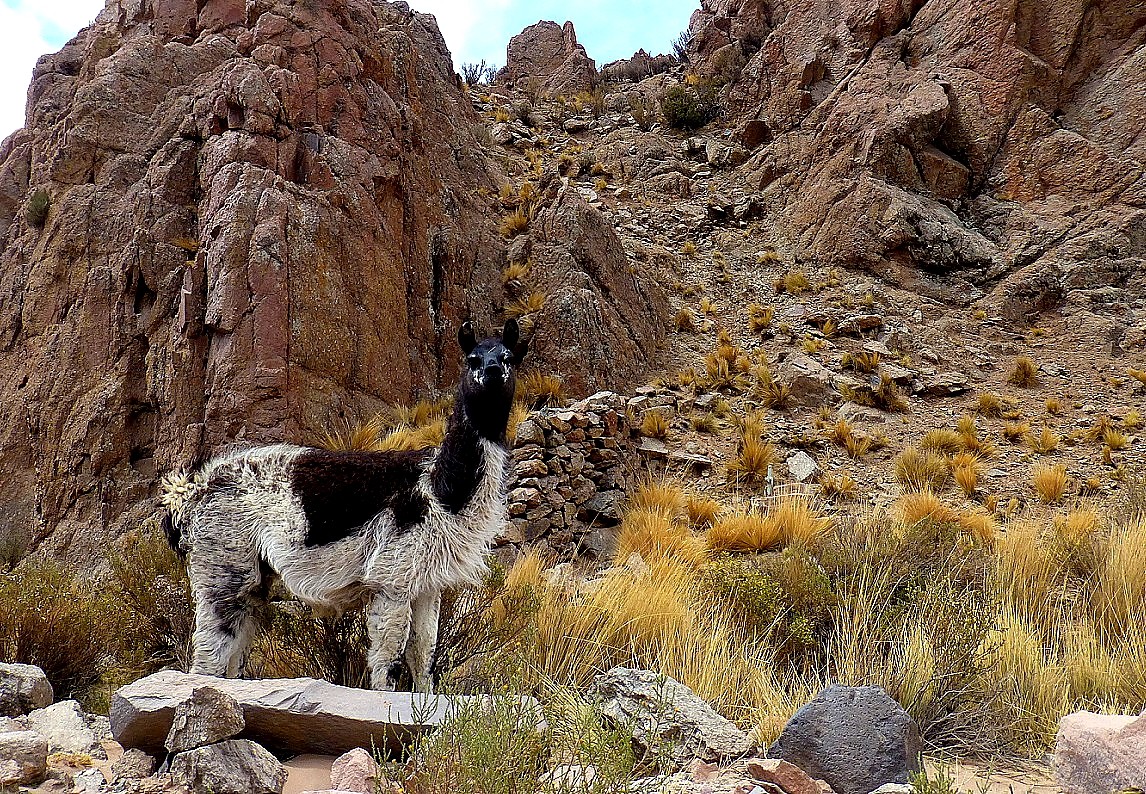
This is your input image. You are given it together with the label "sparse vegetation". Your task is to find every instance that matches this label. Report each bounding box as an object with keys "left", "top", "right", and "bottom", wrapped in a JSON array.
[
  {"left": 1031, "top": 463, "right": 1068, "bottom": 502},
  {"left": 895, "top": 446, "right": 950, "bottom": 492},
  {"left": 25, "top": 188, "right": 50, "bottom": 228},
  {"left": 1008, "top": 355, "right": 1040, "bottom": 387},
  {"left": 659, "top": 83, "right": 719, "bottom": 130}
]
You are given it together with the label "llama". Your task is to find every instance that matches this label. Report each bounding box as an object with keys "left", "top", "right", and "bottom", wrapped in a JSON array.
[{"left": 160, "top": 320, "right": 525, "bottom": 691}]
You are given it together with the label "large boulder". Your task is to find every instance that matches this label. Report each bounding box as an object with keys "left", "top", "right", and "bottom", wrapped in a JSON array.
[
  {"left": 111, "top": 670, "right": 510, "bottom": 756},
  {"left": 170, "top": 738, "right": 287, "bottom": 794},
  {"left": 0, "top": 0, "right": 506, "bottom": 557},
  {"left": 0, "top": 730, "right": 47, "bottom": 787},
  {"left": 0, "top": 663, "right": 52, "bottom": 717},
  {"left": 768, "top": 685, "right": 921, "bottom": 794},
  {"left": 588, "top": 667, "right": 754, "bottom": 770},
  {"left": 498, "top": 21, "right": 598, "bottom": 97},
  {"left": 1055, "top": 709, "right": 1146, "bottom": 794}
]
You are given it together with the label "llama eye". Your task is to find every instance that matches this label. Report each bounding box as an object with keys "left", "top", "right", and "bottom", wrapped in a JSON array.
[{"left": 466, "top": 355, "right": 481, "bottom": 369}]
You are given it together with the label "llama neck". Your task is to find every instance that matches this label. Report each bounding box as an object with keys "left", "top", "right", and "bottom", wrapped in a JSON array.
[{"left": 431, "top": 396, "right": 508, "bottom": 513}]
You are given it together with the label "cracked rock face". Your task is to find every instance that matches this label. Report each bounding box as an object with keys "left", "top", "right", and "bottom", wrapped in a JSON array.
[
  {"left": 685, "top": 0, "right": 1145, "bottom": 314},
  {"left": 0, "top": 0, "right": 509, "bottom": 556}
]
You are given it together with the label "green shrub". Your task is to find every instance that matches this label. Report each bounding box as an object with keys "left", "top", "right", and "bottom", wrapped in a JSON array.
[
  {"left": 25, "top": 188, "right": 50, "bottom": 228},
  {"left": 659, "top": 83, "right": 719, "bottom": 130},
  {"left": 247, "top": 604, "right": 370, "bottom": 688},
  {"left": 0, "top": 559, "right": 121, "bottom": 702},
  {"left": 108, "top": 523, "right": 195, "bottom": 674}
]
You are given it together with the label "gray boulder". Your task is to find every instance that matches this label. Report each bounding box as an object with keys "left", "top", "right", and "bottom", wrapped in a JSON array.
[
  {"left": 165, "top": 686, "right": 246, "bottom": 753},
  {"left": 170, "top": 738, "right": 287, "bottom": 794},
  {"left": 768, "top": 685, "right": 921, "bottom": 794},
  {"left": 25, "top": 700, "right": 101, "bottom": 755},
  {"left": 589, "top": 667, "right": 754, "bottom": 770},
  {"left": 0, "top": 663, "right": 53, "bottom": 717},
  {"left": 0, "top": 730, "right": 48, "bottom": 787},
  {"left": 112, "top": 670, "right": 528, "bottom": 756}
]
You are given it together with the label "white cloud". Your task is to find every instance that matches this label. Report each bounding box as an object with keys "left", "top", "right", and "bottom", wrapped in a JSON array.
[
  {"left": 407, "top": 0, "right": 512, "bottom": 67},
  {"left": 0, "top": 0, "right": 101, "bottom": 139}
]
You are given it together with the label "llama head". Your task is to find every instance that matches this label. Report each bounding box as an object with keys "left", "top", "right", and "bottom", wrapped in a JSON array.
[{"left": 456, "top": 319, "right": 527, "bottom": 440}]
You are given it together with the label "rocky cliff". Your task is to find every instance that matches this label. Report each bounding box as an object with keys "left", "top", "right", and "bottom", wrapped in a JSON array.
[
  {"left": 686, "top": 0, "right": 1145, "bottom": 316},
  {"left": 0, "top": 0, "right": 665, "bottom": 555}
]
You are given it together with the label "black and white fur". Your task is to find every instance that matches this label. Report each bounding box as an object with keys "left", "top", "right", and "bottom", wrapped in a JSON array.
[{"left": 160, "top": 320, "right": 524, "bottom": 691}]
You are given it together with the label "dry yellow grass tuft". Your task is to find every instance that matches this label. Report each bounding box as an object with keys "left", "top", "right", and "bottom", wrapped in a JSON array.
[
  {"left": 516, "top": 371, "right": 564, "bottom": 409},
  {"left": 1003, "top": 420, "right": 1031, "bottom": 442},
  {"left": 756, "top": 372, "right": 794, "bottom": 411},
  {"left": 1128, "top": 367, "right": 1146, "bottom": 386},
  {"left": 1028, "top": 425, "right": 1060, "bottom": 455},
  {"left": 958, "top": 511, "right": 998, "bottom": 546},
  {"left": 747, "top": 303, "right": 774, "bottom": 333},
  {"left": 628, "top": 479, "right": 686, "bottom": 518},
  {"left": 894, "top": 446, "right": 950, "bottom": 492},
  {"left": 1124, "top": 409, "right": 1142, "bottom": 430},
  {"left": 499, "top": 207, "right": 531, "bottom": 237},
  {"left": 507, "top": 290, "right": 547, "bottom": 319},
  {"left": 681, "top": 241, "right": 697, "bottom": 256},
  {"left": 639, "top": 410, "right": 670, "bottom": 439},
  {"left": 771, "top": 499, "right": 832, "bottom": 546},
  {"left": 501, "top": 260, "right": 531, "bottom": 286},
  {"left": 686, "top": 494, "right": 723, "bottom": 528},
  {"left": 896, "top": 490, "right": 961, "bottom": 525},
  {"left": 920, "top": 429, "right": 964, "bottom": 455},
  {"left": 728, "top": 432, "right": 779, "bottom": 485},
  {"left": 774, "top": 269, "right": 811, "bottom": 295},
  {"left": 1045, "top": 397, "right": 1063, "bottom": 415},
  {"left": 951, "top": 452, "right": 982, "bottom": 496},
  {"left": 706, "top": 511, "right": 782, "bottom": 552},
  {"left": 675, "top": 307, "right": 698, "bottom": 333},
  {"left": 1102, "top": 427, "right": 1129, "bottom": 451},
  {"left": 976, "top": 392, "right": 1004, "bottom": 417},
  {"left": 1008, "top": 355, "right": 1040, "bottom": 387},
  {"left": 841, "top": 351, "right": 880, "bottom": 374},
  {"left": 819, "top": 470, "right": 858, "bottom": 499},
  {"left": 614, "top": 506, "right": 707, "bottom": 568},
  {"left": 1031, "top": 464, "right": 1068, "bottom": 503}
]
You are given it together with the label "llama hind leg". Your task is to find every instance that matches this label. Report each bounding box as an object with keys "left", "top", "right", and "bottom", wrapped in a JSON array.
[
  {"left": 367, "top": 594, "right": 412, "bottom": 690},
  {"left": 404, "top": 589, "right": 441, "bottom": 693}
]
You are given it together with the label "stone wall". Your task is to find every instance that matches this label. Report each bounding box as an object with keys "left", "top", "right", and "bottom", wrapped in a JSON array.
[{"left": 500, "top": 392, "right": 638, "bottom": 560}]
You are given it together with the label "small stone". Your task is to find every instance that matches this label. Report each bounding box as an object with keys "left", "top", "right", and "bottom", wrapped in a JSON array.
[
  {"left": 669, "top": 450, "right": 714, "bottom": 469},
  {"left": 165, "top": 687, "right": 246, "bottom": 754},
  {"left": 638, "top": 437, "right": 669, "bottom": 458},
  {"left": 786, "top": 451, "right": 819, "bottom": 483},
  {"left": 747, "top": 758, "right": 822, "bottom": 794},
  {"left": 869, "top": 785, "right": 914, "bottom": 793},
  {"left": 838, "top": 314, "right": 883, "bottom": 334},
  {"left": 26, "top": 700, "right": 100, "bottom": 756},
  {"left": 0, "top": 664, "right": 53, "bottom": 718},
  {"left": 515, "top": 420, "right": 544, "bottom": 445},
  {"left": 1055, "top": 708, "right": 1146, "bottom": 794},
  {"left": 331, "top": 747, "right": 384, "bottom": 793},
  {"left": 690, "top": 759, "right": 720, "bottom": 782},
  {"left": 110, "top": 747, "right": 156, "bottom": 781},
  {"left": 0, "top": 730, "right": 48, "bottom": 787}
]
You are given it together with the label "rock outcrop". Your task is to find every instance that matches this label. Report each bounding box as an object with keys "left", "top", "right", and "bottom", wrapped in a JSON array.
[
  {"left": 499, "top": 21, "right": 598, "bottom": 97},
  {"left": 685, "top": 0, "right": 1145, "bottom": 318}
]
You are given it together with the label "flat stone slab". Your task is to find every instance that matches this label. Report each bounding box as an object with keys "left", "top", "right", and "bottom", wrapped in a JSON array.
[{"left": 111, "top": 671, "right": 466, "bottom": 756}]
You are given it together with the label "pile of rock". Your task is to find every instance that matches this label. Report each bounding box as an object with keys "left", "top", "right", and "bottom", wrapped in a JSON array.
[
  {"left": 503, "top": 392, "right": 637, "bottom": 558},
  {"left": 0, "top": 662, "right": 120, "bottom": 791}
]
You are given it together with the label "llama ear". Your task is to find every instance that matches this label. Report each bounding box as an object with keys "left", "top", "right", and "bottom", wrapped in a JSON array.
[
  {"left": 501, "top": 317, "right": 519, "bottom": 350},
  {"left": 503, "top": 317, "right": 528, "bottom": 365},
  {"left": 458, "top": 322, "right": 477, "bottom": 354}
]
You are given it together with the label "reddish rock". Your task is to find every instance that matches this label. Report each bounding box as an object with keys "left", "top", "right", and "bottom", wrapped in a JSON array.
[
  {"left": 499, "top": 21, "right": 598, "bottom": 97},
  {"left": 747, "top": 758, "right": 822, "bottom": 794},
  {"left": 684, "top": 0, "right": 1144, "bottom": 315},
  {"left": 1055, "top": 709, "right": 1146, "bottom": 794},
  {"left": 525, "top": 185, "right": 668, "bottom": 397}
]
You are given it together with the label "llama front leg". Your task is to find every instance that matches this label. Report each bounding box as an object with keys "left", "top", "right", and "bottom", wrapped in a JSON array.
[
  {"left": 405, "top": 590, "right": 441, "bottom": 693},
  {"left": 367, "top": 594, "right": 412, "bottom": 690},
  {"left": 188, "top": 560, "right": 262, "bottom": 678}
]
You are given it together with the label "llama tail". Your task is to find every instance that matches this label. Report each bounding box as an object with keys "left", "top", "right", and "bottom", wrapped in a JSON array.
[{"left": 159, "top": 470, "right": 201, "bottom": 557}]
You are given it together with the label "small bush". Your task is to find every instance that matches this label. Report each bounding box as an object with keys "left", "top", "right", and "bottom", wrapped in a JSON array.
[
  {"left": 1028, "top": 425, "right": 1060, "bottom": 455},
  {"left": 0, "top": 559, "right": 122, "bottom": 702},
  {"left": 895, "top": 447, "right": 950, "bottom": 492},
  {"left": 639, "top": 410, "right": 670, "bottom": 439},
  {"left": 460, "top": 60, "right": 497, "bottom": 86},
  {"left": 1008, "top": 356, "right": 1039, "bottom": 387},
  {"left": 25, "top": 188, "right": 50, "bottom": 228},
  {"left": 1032, "top": 464, "right": 1068, "bottom": 503},
  {"left": 976, "top": 392, "right": 1004, "bottom": 417},
  {"left": 674, "top": 307, "right": 698, "bottom": 332},
  {"left": 659, "top": 83, "right": 719, "bottom": 130}
]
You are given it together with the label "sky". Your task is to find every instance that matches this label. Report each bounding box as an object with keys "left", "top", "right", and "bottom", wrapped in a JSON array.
[{"left": 0, "top": 0, "right": 696, "bottom": 139}]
